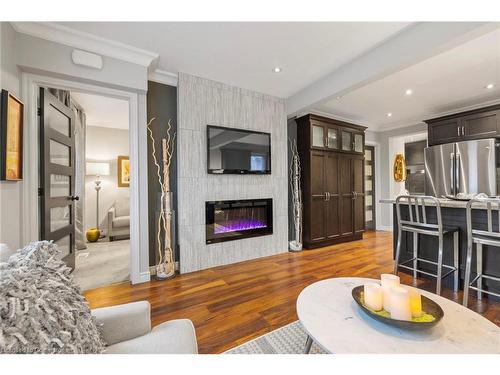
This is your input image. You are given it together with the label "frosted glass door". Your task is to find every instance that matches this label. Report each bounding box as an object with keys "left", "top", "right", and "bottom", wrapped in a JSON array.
[
  {"left": 312, "top": 124, "right": 325, "bottom": 148},
  {"left": 364, "top": 146, "right": 375, "bottom": 230},
  {"left": 327, "top": 128, "right": 338, "bottom": 149}
]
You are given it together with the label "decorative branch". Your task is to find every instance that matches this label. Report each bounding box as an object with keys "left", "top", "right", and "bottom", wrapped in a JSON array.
[
  {"left": 147, "top": 118, "right": 176, "bottom": 279},
  {"left": 289, "top": 139, "right": 303, "bottom": 251}
]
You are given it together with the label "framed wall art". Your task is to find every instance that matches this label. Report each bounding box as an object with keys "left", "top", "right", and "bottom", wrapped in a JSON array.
[
  {"left": 117, "top": 155, "right": 130, "bottom": 187},
  {"left": 0, "top": 90, "right": 24, "bottom": 181}
]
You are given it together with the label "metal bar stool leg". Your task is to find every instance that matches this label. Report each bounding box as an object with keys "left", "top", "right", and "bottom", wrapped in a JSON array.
[
  {"left": 413, "top": 232, "right": 418, "bottom": 279},
  {"left": 453, "top": 231, "right": 459, "bottom": 293},
  {"left": 394, "top": 228, "right": 403, "bottom": 275},
  {"left": 463, "top": 241, "right": 473, "bottom": 307},
  {"left": 476, "top": 243, "right": 483, "bottom": 300},
  {"left": 436, "top": 234, "right": 444, "bottom": 295}
]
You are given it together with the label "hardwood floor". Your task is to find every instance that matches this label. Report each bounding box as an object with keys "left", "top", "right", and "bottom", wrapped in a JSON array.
[{"left": 84, "top": 231, "right": 500, "bottom": 354}]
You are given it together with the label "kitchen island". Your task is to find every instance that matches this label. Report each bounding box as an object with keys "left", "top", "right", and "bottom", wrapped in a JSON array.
[{"left": 380, "top": 198, "right": 500, "bottom": 297}]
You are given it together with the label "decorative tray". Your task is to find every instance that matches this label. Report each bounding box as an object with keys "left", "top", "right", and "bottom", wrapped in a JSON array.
[{"left": 351, "top": 286, "right": 444, "bottom": 330}]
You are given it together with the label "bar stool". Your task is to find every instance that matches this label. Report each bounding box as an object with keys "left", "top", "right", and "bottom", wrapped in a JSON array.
[
  {"left": 464, "top": 198, "right": 500, "bottom": 307},
  {"left": 394, "top": 195, "right": 459, "bottom": 295}
]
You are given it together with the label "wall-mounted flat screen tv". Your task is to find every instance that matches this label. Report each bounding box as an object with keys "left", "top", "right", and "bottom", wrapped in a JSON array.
[{"left": 207, "top": 125, "right": 271, "bottom": 174}]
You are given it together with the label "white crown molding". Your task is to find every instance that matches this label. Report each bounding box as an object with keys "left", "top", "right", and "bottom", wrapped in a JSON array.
[
  {"left": 148, "top": 69, "right": 178, "bottom": 86},
  {"left": 11, "top": 22, "right": 159, "bottom": 67}
]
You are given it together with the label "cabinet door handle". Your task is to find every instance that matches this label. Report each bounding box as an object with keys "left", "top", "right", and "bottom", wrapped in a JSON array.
[
  {"left": 457, "top": 126, "right": 460, "bottom": 136},
  {"left": 462, "top": 125, "right": 465, "bottom": 136}
]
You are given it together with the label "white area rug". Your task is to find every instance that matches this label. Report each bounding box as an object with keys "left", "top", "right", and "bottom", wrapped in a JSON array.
[
  {"left": 73, "top": 239, "right": 130, "bottom": 291},
  {"left": 224, "top": 321, "right": 327, "bottom": 354}
]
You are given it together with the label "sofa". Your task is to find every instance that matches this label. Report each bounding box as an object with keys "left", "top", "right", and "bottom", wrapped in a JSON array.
[
  {"left": 92, "top": 301, "right": 198, "bottom": 354},
  {"left": 107, "top": 198, "right": 130, "bottom": 241}
]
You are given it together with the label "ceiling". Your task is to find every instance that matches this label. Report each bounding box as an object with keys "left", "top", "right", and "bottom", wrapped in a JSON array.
[
  {"left": 58, "top": 22, "right": 410, "bottom": 98},
  {"left": 71, "top": 92, "right": 129, "bottom": 129},
  {"left": 314, "top": 27, "right": 500, "bottom": 131}
]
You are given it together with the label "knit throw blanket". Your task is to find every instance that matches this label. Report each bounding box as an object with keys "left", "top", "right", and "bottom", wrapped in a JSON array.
[{"left": 0, "top": 241, "right": 106, "bottom": 353}]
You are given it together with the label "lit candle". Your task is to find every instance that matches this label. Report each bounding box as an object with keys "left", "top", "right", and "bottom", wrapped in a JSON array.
[
  {"left": 363, "top": 283, "right": 383, "bottom": 311},
  {"left": 389, "top": 286, "right": 412, "bottom": 321},
  {"left": 380, "top": 274, "right": 400, "bottom": 312},
  {"left": 406, "top": 287, "right": 423, "bottom": 318}
]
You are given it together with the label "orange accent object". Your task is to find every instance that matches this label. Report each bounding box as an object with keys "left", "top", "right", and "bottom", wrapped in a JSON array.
[{"left": 393, "top": 153, "right": 407, "bottom": 182}]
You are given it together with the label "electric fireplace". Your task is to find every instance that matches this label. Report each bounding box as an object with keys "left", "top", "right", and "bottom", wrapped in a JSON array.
[{"left": 206, "top": 198, "right": 273, "bottom": 244}]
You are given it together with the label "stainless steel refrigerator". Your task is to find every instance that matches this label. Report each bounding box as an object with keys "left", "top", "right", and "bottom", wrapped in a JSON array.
[{"left": 424, "top": 138, "right": 497, "bottom": 198}]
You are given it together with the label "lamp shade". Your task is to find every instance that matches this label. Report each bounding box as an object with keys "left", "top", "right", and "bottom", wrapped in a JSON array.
[{"left": 86, "top": 162, "right": 110, "bottom": 177}]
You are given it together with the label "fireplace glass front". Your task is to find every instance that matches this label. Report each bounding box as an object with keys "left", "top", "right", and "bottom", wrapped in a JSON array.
[{"left": 206, "top": 198, "right": 273, "bottom": 244}]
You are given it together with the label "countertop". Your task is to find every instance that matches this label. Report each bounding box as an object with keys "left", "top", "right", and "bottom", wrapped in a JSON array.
[{"left": 380, "top": 198, "right": 470, "bottom": 208}]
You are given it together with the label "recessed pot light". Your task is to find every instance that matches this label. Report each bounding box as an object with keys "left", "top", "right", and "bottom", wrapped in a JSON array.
[
  {"left": 486, "top": 83, "right": 495, "bottom": 89},
  {"left": 387, "top": 112, "right": 393, "bottom": 117},
  {"left": 405, "top": 89, "right": 413, "bottom": 96},
  {"left": 273, "top": 67, "right": 282, "bottom": 73}
]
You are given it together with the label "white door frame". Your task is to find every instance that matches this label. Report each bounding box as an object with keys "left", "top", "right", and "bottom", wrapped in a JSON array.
[
  {"left": 365, "top": 140, "right": 383, "bottom": 231},
  {"left": 21, "top": 72, "right": 150, "bottom": 284}
]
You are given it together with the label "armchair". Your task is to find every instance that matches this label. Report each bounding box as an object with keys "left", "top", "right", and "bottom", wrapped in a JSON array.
[
  {"left": 107, "top": 198, "right": 130, "bottom": 241},
  {"left": 91, "top": 301, "right": 198, "bottom": 354}
]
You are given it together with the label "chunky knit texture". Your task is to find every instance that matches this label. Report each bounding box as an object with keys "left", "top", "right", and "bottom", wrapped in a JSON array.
[{"left": 0, "top": 241, "right": 106, "bottom": 353}]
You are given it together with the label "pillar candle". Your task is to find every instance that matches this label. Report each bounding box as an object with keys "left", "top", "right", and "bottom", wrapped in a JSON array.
[
  {"left": 380, "top": 274, "right": 400, "bottom": 312},
  {"left": 363, "top": 283, "right": 383, "bottom": 311},
  {"left": 389, "top": 286, "right": 412, "bottom": 321},
  {"left": 406, "top": 287, "right": 423, "bottom": 318}
]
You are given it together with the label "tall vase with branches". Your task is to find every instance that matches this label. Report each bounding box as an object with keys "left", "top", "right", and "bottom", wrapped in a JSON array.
[
  {"left": 147, "top": 118, "right": 176, "bottom": 279},
  {"left": 289, "top": 139, "right": 303, "bottom": 251}
]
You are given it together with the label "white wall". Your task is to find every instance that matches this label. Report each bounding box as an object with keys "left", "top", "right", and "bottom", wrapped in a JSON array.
[
  {"left": 0, "top": 22, "right": 22, "bottom": 250},
  {"left": 376, "top": 123, "right": 428, "bottom": 230},
  {"left": 177, "top": 73, "right": 288, "bottom": 273},
  {"left": 84, "top": 125, "right": 129, "bottom": 234},
  {"left": 15, "top": 32, "right": 148, "bottom": 93}
]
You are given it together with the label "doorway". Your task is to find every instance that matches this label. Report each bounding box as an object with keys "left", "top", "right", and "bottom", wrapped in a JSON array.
[
  {"left": 38, "top": 89, "right": 131, "bottom": 291},
  {"left": 24, "top": 72, "right": 148, "bottom": 286},
  {"left": 364, "top": 145, "right": 376, "bottom": 230}
]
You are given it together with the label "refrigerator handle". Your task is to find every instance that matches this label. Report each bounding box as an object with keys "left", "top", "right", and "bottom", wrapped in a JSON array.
[
  {"left": 450, "top": 152, "right": 455, "bottom": 196},
  {"left": 455, "top": 153, "right": 461, "bottom": 194}
]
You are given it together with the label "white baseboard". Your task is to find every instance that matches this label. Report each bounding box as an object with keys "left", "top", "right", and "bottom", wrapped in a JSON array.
[
  {"left": 137, "top": 271, "right": 151, "bottom": 284},
  {"left": 377, "top": 225, "right": 393, "bottom": 232}
]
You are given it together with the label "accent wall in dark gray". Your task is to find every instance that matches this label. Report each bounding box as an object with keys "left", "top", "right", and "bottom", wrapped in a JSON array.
[{"left": 146, "top": 81, "right": 178, "bottom": 267}]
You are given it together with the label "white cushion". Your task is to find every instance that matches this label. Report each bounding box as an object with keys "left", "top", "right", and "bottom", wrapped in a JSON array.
[
  {"left": 105, "top": 319, "right": 198, "bottom": 354},
  {"left": 92, "top": 301, "right": 151, "bottom": 346},
  {"left": 114, "top": 199, "right": 130, "bottom": 217},
  {"left": 112, "top": 216, "right": 130, "bottom": 228}
]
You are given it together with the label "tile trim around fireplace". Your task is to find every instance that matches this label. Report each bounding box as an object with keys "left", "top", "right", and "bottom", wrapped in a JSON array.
[{"left": 178, "top": 73, "right": 288, "bottom": 273}]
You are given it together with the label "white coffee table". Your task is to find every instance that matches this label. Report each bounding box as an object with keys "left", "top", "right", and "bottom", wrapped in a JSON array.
[{"left": 297, "top": 277, "right": 500, "bottom": 354}]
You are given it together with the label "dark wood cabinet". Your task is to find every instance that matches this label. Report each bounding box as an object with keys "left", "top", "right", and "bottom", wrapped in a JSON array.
[
  {"left": 426, "top": 104, "right": 500, "bottom": 146},
  {"left": 297, "top": 114, "right": 366, "bottom": 249}
]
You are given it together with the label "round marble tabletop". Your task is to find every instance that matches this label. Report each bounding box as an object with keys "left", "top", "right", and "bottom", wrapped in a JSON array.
[{"left": 296, "top": 277, "right": 500, "bottom": 354}]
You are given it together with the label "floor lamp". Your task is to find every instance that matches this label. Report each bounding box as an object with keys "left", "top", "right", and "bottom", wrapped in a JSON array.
[{"left": 86, "top": 162, "right": 110, "bottom": 241}]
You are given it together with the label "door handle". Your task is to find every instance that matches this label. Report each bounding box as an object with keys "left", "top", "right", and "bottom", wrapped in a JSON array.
[
  {"left": 455, "top": 153, "right": 461, "bottom": 193},
  {"left": 457, "top": 126, "right": 460, "bottom": 136},
  {"left": 462, "top": 125, "right": 465, "bottom": 137},
  {"left": 69, "top": 195, "right": 80, "bottom": 201}
]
